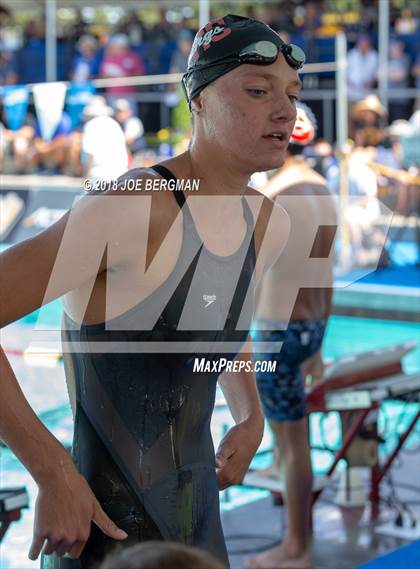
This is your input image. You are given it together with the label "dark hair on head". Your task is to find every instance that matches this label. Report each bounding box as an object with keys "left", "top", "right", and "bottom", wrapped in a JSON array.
[
  {"left": 287, "top": 143, "right": 305, "bottom": 156},
  {"left": 100, "top": 542, "right": 226, "bottom": 569}
]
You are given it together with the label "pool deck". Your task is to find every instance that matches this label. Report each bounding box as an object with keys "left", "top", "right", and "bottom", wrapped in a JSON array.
[
  {"left": 333, "top": 278, "right": 419, "bottom": 322},
  {"left": 223, "top": 450, "right": 420, "bottom": 569}
]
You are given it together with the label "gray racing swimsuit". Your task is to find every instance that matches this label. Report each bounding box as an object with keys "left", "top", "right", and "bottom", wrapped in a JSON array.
[{"left": 42, "top": 164, "right": 257, "bottom": 569}]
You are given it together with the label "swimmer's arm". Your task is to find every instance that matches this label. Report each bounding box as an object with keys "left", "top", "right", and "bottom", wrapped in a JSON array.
[
  {"left": 303, "top": 215, "right": 335, "bottom": 383},
  {"left": 303, "top": 283, "right": 333, "bottom": 385},
  {"left": 215, "top": 337, "right": 264, "bottom": 489},
  {"left": 0, "top": 180, "right": 151, "bottom": 464},
  {"left": 0, "top": 185, "right": 148, "bottom": 558},
  {"left": 0, "top": 196, "right": 116, "bottom": 472},
  {"left": 218, "top": 340, "right": 263, "bottom": 426},
  {"left": 321, "top": 207, "right": 336, "bottom": 321}
]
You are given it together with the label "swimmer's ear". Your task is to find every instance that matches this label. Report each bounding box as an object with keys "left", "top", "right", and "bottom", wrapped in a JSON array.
[{"left": 190, "top": 94, "right": 204, "bottom": 114}]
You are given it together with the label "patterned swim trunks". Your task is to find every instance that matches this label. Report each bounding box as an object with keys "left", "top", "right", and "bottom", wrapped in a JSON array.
[{"left": 250, "top": 319, "right": 327, "bottom": 422}]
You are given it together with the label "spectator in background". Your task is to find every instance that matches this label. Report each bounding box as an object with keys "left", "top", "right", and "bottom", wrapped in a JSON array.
[
  {"left": 169, "top": 29, "right": 193, "bottom": 75},
  {"left": 0, "top": 45, "right": 17, "bottom": 85},
  {"left": 22, "top": 19, "right": 45, "bottom": 45},
  {"left": 20, "top": 19, "right": 46, "bottom": 83},
  {"left": 152, "top": 7, "right": 174, "bottom": 42},
  {"left": 350, "top": 94, "right": 387, "bottom": 147},
  {"left": 165, "top": 29, "right": 193, "bottom": 105},
  {"left": 100, "top": 542, "right": 225, "bottom": 569},
  {"left": 327, "top": 145, "right": 381, "bottom": 267},
  {"left": 68, "top": 9, "right": 89, "bottom": 44},
  {"left": 0, "top": 102, "right": 37, "bottom": 174},
  {"left": 81, "top": 95, "right": 128, "bottom": 182},
  {"left": 304, "top": 138, "right": 335, "bottom": 178},
  {"left": 70, "top": 35, "right": 100, "bottom": 83},
  {"left": 302, "top": 0, "right": 323, "bottom": 36},
  {"left": 100, "top": 34, "right": 144, "bottom": 110},
  {"left": 114, "top": 97, "right": 145, "bottom": 154},
  {"left": 176, "top": 16, "right": 196, "bottom": 39},
  {"left": 387, "top": 38, "right": 411, "bottom": 122},
  {"left": 412, "top": 54, "right": 420, "bottom": 112},
  {"left": 119, "top": 10, "right": 145, "bottom": 46},
  {"left": 148, "top": 8, "right": 178, "bottom": 75},
  {"left": 394, "top": 9, "right": 417, "bottom": 35},
  {"left": 6, "top": 122, "right": 37, "bottom": 174},
  {"left": 384, "top": 119, "right": 416, "bottom": 215},
  {"left": 347, "top": 34, "right": 378, "bottom": 102},
  {"left": 0, "top": 116, "right": 7, "bottom": 168},
  {"left": 8, "top": 111, "right": 75, "bottom": 174},
  {"left": 30, "top": 111, "right": 74, "bottom": 174}
]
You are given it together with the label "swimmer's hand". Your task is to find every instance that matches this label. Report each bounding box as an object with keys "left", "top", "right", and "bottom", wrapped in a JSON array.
[
  {"left": 302, "top": 349, "right": 325, "bottom": 387},
  {"left": 28, "top": 459, "right": 128, "bottom": 561},
  {"left": 215, "top": 417, "right": 264, "bottom": 491}
]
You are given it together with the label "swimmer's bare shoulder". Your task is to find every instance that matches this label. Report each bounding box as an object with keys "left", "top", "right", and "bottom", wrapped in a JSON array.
[
  {"left": 264, "top": 166, "right": 329, "bottom": 197},
  {"left": 0, "top": 167, "right": 164, "bottom": 329}
]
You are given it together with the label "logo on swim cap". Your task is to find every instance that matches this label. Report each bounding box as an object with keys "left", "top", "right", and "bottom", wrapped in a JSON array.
[{"left": 189, "top": 17, "right": 232, "bottom": 66}]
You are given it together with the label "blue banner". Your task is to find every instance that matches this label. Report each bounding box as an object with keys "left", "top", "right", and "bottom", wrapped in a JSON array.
[
  {"left": 1, "top": 85, "right": 29, "bottom": 131},
  {"left": 65, "top": 82, "right": 96, "bottom": 128}
]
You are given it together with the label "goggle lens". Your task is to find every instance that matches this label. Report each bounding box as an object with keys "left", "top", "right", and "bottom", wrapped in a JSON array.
[{"left": 238, "top": 40, "right": 305, "bottom": 69}]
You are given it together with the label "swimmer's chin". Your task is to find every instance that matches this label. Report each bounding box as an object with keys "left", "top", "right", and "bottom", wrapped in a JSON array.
[{"left": 256, "top": 156, "right": 286, "bottom": 172}]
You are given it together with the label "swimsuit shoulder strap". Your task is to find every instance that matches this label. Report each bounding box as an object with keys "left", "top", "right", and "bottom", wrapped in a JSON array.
[{"left": 150, "top": 164, "right": 185, "bottom": 208}]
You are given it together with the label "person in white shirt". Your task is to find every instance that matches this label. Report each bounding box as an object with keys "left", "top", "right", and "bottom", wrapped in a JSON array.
[
  {"left": 113, "top": 98, "right": 145, "bottom": 153},
  {"left": 81, "top": 96, "right": 129, "bottom": 183},
  {"left": 347, "top": 35, "right": 378, "bottom": 103}
]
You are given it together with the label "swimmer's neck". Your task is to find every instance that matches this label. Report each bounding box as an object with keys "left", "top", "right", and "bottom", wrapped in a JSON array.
[
  {"left": 184, "top": 144, "right": 250, "bottom": 196},
  {"left": 282, "top": 154, "right": 307, "bottom": 169}
]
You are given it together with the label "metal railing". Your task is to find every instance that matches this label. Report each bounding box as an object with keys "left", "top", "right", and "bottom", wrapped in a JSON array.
[{"left": 22, "top": 55, "right": 419, "bottom": 141}]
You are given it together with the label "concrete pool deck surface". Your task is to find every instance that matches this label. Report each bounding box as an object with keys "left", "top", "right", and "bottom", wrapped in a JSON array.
[{"left": 223, "top": 449, "right": 420, "bottom": 569}]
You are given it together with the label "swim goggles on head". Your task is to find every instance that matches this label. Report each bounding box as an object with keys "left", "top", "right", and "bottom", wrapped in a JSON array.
[{"left": 236, "top": 40, "right": 305, "bottom": 69}]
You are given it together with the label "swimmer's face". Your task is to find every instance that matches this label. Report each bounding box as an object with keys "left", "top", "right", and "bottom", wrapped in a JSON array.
[{"left": 194, "top": 54, "right": 301, "bottom": 173}]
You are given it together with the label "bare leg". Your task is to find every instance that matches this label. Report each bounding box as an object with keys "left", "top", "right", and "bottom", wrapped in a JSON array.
[
  {"left": 256, "top": 433, "right": 283, "bottom": 479},
  {"left": 66, "top": 132, "right": 83, "bottom": 176},
  {"left": 246, "top": 418, "right": 312, "bottom": 569}
]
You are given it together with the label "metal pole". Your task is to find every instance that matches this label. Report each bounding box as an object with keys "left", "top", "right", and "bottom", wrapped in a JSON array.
[
  {"left": 378, "top": 0, "right": 390, "bottom": 112},
  {"left": 199, "top": 0, "right": 210, "bottom": 28},
  {"left": 45, "top": 0, "right": 57, "bottom": 82},
  {"left": 335, "top": 32, "right": 348, "bottom": 149},
  {"left": 323, "top": 98, "right": 333, "bottom": 142},
  {"left": 335, "top": 32, "right": 351, "bottom": 272}
]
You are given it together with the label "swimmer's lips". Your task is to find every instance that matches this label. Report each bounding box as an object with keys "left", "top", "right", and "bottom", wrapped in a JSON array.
[{"left": 262, "top": 131, "right": 288, "bottom": 148}]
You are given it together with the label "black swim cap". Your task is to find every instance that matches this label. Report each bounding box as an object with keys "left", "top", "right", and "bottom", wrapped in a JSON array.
[{"left": 182, "top": 14, "right": 304, "bottom": 108}]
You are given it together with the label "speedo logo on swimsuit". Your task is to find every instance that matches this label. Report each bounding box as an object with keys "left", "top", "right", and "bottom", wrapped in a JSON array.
[
  {"left": 203, "top": 294, "right": 216, "bottom": 308},
  {"left": 190, "top": 18, "right": 232, "bottom": 63}
]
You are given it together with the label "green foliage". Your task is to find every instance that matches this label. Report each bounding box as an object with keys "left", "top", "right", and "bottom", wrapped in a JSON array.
[{"left": 171, "top": 85, "right": 192, "bottom": 133}]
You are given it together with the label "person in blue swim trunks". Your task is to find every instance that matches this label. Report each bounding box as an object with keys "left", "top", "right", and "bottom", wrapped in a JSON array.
[{"left": 246, "top": 103, "right": 337, "bottom": 569}]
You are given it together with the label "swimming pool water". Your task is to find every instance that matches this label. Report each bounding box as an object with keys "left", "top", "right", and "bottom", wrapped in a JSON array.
[{"left": 6, "top": 310, "right": 420, "bottom": 473}]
